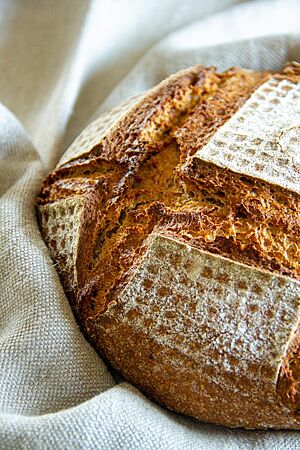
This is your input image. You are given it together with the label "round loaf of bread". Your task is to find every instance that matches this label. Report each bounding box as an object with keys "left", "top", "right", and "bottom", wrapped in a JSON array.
[{"left": 37, "top": 63, "right": 300, "bottom": 429}]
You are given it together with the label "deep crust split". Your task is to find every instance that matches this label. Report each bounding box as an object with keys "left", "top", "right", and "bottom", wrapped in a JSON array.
[{"left": 37, "top": 63, "right": 300, "bottom": 428}]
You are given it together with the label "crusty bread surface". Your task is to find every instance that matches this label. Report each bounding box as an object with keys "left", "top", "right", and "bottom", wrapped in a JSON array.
[{"left": 37, "top": 62, "right": 300, "bottom": 428}]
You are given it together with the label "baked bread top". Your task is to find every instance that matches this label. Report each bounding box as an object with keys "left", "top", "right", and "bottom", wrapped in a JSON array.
[{"left": 37, "top": 62, "right": 300, "bottom": 428}]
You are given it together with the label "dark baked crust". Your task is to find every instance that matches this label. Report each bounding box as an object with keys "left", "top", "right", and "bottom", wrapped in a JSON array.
[{"left": 37, "top": 63, "right": 300, "bottom": 428}]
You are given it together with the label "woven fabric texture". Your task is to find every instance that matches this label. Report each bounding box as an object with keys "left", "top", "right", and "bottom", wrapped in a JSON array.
[{"left": 0, "top": 0, "right": 300, "bottom": 448}]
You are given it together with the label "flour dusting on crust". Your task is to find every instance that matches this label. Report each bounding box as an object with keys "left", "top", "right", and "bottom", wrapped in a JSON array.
[
  {"left": 195, "top": 78, "right": 300, "bottom": 193},
  {"left": 120, "top": 234, "right": 300, "bottom": 380}
]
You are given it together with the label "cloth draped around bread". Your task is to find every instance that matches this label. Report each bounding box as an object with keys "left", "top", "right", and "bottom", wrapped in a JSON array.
[{"left": 1, "top": 0, "right": 300, "bottom": 448}]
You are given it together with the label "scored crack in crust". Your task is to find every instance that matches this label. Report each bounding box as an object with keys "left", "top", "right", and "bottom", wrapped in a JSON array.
[{"left": 37, "top": 62, "right": 300, "bottom": 428}]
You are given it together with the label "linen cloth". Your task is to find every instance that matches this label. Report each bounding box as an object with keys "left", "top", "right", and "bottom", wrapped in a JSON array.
[{"left": 0, "top": 0, "right": 300, "bottom": 448}]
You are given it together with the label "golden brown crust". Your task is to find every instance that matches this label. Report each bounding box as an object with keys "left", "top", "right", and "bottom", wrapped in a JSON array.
[
  {"left": 277, "top": 327, "right": 300, "bottom": 415},
  {"left": 88, "top": 235, "right": 300, "bottom": 429},
  {"left": 37, "top": 62, "right": 300, "bottom": 428}
]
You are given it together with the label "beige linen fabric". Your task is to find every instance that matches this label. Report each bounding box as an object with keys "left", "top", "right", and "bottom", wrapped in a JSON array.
[{"left": 0, "top": 0, "right": 300, "bottom": 448}]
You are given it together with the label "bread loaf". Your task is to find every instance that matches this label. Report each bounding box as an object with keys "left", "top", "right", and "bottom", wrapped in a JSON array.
[{"left": 37, "top": 63, "right": 300, "bottom": 429}]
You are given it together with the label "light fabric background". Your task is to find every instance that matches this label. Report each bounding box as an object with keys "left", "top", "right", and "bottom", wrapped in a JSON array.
[{"left": 0, "top": 0, "right": 299, "bottom": 448}]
